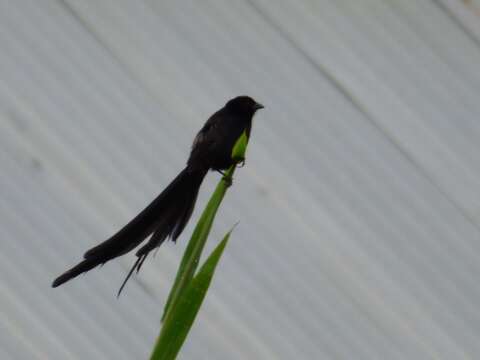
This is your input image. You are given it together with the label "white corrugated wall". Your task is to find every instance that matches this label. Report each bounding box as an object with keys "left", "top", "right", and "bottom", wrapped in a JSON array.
[{"left": 1, "top": 1, "right": 480, "bottom": 359}]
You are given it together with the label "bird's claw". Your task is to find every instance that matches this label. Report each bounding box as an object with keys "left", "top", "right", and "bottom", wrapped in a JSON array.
[
  {"left": 236, "top": 158, "right": 246, "bottom": 168},
  {"left": 222, "top": 175, "right": 232, "bottom": 187},
  {"left": 216, "top": 169, "right": 233, "bottom": 186}
]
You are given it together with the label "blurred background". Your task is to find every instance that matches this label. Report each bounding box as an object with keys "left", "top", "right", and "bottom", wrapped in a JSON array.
[{"left": 1, "top": 0, "right": 480, "bottom": 359}]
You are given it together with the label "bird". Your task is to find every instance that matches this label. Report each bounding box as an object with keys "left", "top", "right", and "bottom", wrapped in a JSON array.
[{"left": 52, "top": 95, "right": 264, "bottom": 294}]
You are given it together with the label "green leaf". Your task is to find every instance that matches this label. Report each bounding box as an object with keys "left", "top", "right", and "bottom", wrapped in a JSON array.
[
  {"left": 231, "top": 131, "right": 248, "bottom": 161},
  {"left": 150, "top": 231, "right": 231, "bottom": 360},
  {"left": 161, "top": 166, "right": 231, "bottom": 322},
  {"left": 161, "top": 131, "right": 248, "bottom": 322}
]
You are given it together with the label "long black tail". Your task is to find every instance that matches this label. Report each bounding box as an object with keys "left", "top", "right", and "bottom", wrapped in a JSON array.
[{"left": 52, "top": 167, "right": 207, "bottom": 289}]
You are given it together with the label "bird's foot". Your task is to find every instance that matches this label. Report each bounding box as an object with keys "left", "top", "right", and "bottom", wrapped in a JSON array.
[
  {"left": 216, "top": 169, "right": 233, "bottom": 186},
  {"left": 222, "top": 175, "right": 232, "bottom": 187},
  {"left": 236, "top": 157, "right": 246, "bottom": 168}
]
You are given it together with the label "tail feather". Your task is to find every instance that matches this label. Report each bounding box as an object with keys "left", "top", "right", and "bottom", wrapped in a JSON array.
[
  {"left": 52, "top": 257, "right": 102, "bottom": 288},
  {"left": 172, "top": 178, "right": 200, "bottom": 240},
  {"left": 116, "top": 254, "right": 146, "bottom": 297},
  {"left": 134, "top": 168, "right": 204, "bottom": 258},
  {"left": 52, "top": 167, "right": 207, "bottom": 290}
]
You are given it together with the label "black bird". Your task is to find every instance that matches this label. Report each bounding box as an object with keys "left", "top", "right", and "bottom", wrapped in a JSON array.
[{"left": 52, "top": 96, "right": 263, "bottom": 294}]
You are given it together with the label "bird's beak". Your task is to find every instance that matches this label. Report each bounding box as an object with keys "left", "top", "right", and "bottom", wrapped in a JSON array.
[{"left": 254, "top": 102, "right": 264, "bottom": 110}]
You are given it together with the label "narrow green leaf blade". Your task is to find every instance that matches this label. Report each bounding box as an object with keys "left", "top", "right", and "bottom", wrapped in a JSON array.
[
  {"left": 162, "top": 132, "right": 248, "bottom": 322},
  {"left": 231, "top": 130, "right": 248, "bottom": 161},
  {"left": 161, "top": 166, "right": 231, "bottom": 321},
  {"left": 150, "top": 231, "right": 231, "bottom": 360}
]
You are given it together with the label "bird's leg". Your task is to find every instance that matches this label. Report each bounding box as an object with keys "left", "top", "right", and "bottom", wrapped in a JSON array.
[
  {"left": 236, "top": 157, "right": 246, "bottom": 168},
  {"left": 223, "top": 176, "right": 232, "bottom": 187},
  {"left": 222, "top": 176, "right": 233, "bottom": 187},
  {"left": 216, "top": 169, "right": 232, "bottom": 187}
]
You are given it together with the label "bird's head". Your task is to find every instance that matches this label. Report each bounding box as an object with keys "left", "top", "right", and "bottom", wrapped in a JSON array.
[{"left": 226, "top": 96, "right": 264, "bottom": 117}]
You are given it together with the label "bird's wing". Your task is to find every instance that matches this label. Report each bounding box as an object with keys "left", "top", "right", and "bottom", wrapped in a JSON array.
[
  {"left": 191, "top": 113, "right": 218, "bottom": 149},
  {"left": 188, "top": 111, "right": 222, "bottom": 168}
]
